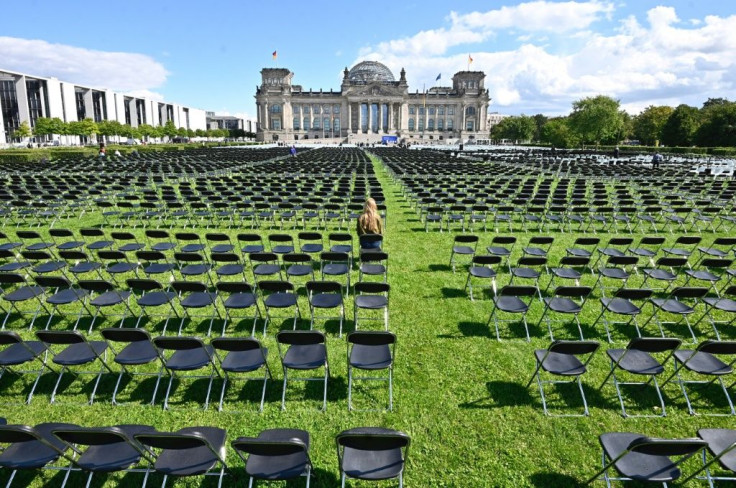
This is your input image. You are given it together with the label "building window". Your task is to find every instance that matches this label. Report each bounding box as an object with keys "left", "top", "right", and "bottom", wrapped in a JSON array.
[
  {"left": 313, "top": 117, "right": 321, "bottom": 129},
  {"left": 438, "top": 106, "right": 445, "bottom": 115},
  {"left": 313, "top": 104, "right": 321, "bottom": 114},
  {"left": 303, "top": 105, "right": 310, "bottom": 114},
  {"left": 427, "top": 119, "right": 434, "bottom": 131},
  {"left": 25, "top": 80, "right": 46, "bottom": 127},
  {"left": 270, "top": 104, "right": 282, "bottom": 114},
  {"left": 293, "top": 105, "right": 300, "bottom": 114},
  {"left": 370, "top": 103, "right": 378, "bottom": 132},
  {"left": 419, "top": 118, "right": 425, "bottom": 130},
  {"left": 323, "top": 117, "right": 330, "bottom": 132},
  {"left": 466, "top": 119, "right": 474, "bottom": 131},
  {"left": 419, "top": 107, "right": 425, "bottom": 116},
  {"left": 465, "top": 106, "right": 476, "bottom": 116},
  {"left": 333, "top": 118, "right": 340, "bottom": 132},
  {"left": 293, "top": 117, "right": 300, "bottom": 130},
  {"left": 437, "top": 119, "right": 444, "bottom": 130},
  {"left": 447, "top": 118, "right": 453, "bottom": 130},
  {"left": 271, "top": 118, "right": 281, "bottom": 130},
  {"left": 360, "top": 103, "right": 368, "bottom": 132},
  {"left": 409, "top": 106, "right": 415, "bottom": 115},
  {"left": 0, "top": 80, "right": 20, "bottom": 138},
  {"left": 303, "top": 116, "right": 310, "bottom": 130},
  {"left": 408, "top": 118, "right": 415, "bottom": 131},
  {"left": 448, "top": 106, "right": 455, "bottom": 115},
  {"left": 382, "top": 103, "right": 388, "bottom": 131},
  {"left": 92, "top": 91, "right": 106, "bottom": 122},
  {"left": 75, "top": 90, "right": 86, "bottom": 121},
  {"left": 429, "top": 107, "right": 435, "bottom": 116},
  {"left": 323, "top": 104, "right": 330, "bottom": 114},
  {"left": 333, "top": 104, "right": 340, "bottom": 114}
]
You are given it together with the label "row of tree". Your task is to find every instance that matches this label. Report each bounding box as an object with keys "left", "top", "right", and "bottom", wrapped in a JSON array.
[
  {"left": 491, "top": 96, "right": 736, "bottom": 148},
  {"left": 11, "top": 118, "right": 255, "bottom": 143}
]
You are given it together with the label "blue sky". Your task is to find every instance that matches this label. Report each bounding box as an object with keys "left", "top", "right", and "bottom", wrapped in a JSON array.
[{"left": 2, "top": 0, "right": 736, "bottom": 118}]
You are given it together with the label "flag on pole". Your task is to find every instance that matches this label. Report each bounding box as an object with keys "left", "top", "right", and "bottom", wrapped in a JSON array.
[
  {"left": 468, "top": 54, "right": 474, "bottom": 64},
  {"left": 435, "top": 73, "right": 441, "bottom": 81},
  {"left": 272, "top": 50, "right": 278, "bottom": 60}
]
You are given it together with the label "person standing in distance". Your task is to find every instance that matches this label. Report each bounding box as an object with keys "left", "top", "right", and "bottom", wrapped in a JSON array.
[{"left": 357, "top": 198, "right": 383, "bottom": 250}]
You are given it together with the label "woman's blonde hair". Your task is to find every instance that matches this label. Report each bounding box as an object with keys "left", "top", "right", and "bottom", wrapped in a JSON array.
[{"left": 358, "top": 198, "right": 382, "bottom": 234}]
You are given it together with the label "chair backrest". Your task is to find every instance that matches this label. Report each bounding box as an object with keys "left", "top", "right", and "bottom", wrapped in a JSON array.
[
  {"left": 360, "top": 251, "right": 388, "bottom": 262},
  {"left": 77, "top": 279, "right": 116, "bottom": 293},
  {"left": 36, "top": 330, "right": 86, "bottom": 345},
  {"left": 628, "top": 337, "right": 682, "bottom": 353},
  {"left": 306, "top": 280, "right": 342, "bottom": 294},
  {"left": 336, "top": 427, "right": 410, "bottom": 452},
  {"left": 606, "top": 237, "right": 634, "bottom": 246},
  {"left": 126, "top": 278, "right": 164, "bottom": 291},
  {"left": 174, "top": 252, "right": 206, "bottom": 263},
  {"left": 205, "top": 233, "right": 230, "bottom": 242},
  {"left": 283, "top": 253, "right": 311, "bottom": 264},
  {"left": 499, "top": 285, "right": 538, "bottom": 297},
  {"left": 548, "top": 340, "right": 599, "bottom": 355},
  {"left": 231, "top": 437, "right": 307, "bottom": 456},
  {"left": 639, "top": 236, "right": 665, "bottom": 245},
  {"left": 348, "top": 331, "right": 396, "bottom": 346},
  {"left": 269, "top": 234, "right": 293, "bottom": 243},
  {"left": 277, "top": 330, "right": 326, "bottom": 346},
  {"left": 215, "top": 281, "right": 254, "bottom": 294},
  {"left": 0, "top": 424, "right": 53, "bottom": 444},
  {"left": 211, "top": 253, "right": 240, "bottom": 263},
  {"left": 696, "top": 340, "right": 736, "bottom": 356},
  {"left": 700, "top": 258, "right": 733, "bottom": 269},
  {"left": 101, "top": 327, "right": 152, "bottom": 343},
  {"left": 606, "top": 256, "right": 639, "bottom": 266},
  {"left": 175, "top": 232, "right": 200, "bottom": 242},
  {"left": 669, "top": 287, "right": 709, "bottom": 299},
  {"left": 573, "top": 237, "right": 600, "bottom": 246},
  {"left": 211, "top": 337, "right": 262, "bottom": 352},
  {"left": 614, "top": 288, "right": 653, "bottom": 300},
  {"left": 554, "top": 286, "right": 592, "bottom": 298},
  {"left": 52, "top": 426, "right": 142, "bottom": 447},
  {"left": 454, "top": 235, "right": 478, "bottom": 244},
  {"left": 627, "top": 436, "right": 706, "bottom": 457},
  {"left": 655, "top": 257, "right": 689, "bottom": 267},
  {"left": 0, "top": 272, "right": 27, "bottom": 285},
  {"left": 98, "top": 250, "right": 127, "bottom": 261},
  {"left": 35, "top": 275, "right": 72, "bottom": 288},
  {"left": 673, "top": 236, "right": 701, "bottom": 245},
  {"left": 134, "top": 431, "right": 209, "bottom": 450},
  {"left": 153, "top": 336, "right": 206, "bottom": 351},
  {"left": 0, "top": 330, "right": 23, "bottom": 345},
  {"left": 558, "top": 256, "right": 590, "bottom": 266},
  {"left": 298, "top": 232, "right": 322, "bottom": 241},
  {"left": 171, "top": 280, "right": 208, "bottom": 293},
  {"left": 249, "top": 252, "right": 278, "bottom": 263},
  {"left": 529, "top": 236, "right": 553, "bottom": 245},
  {"left": 258, "top": 280, "right": 294, "bottom": 293},
  {"left": 321, "top": 252, "right": 349, "bottom": 262},
  {"left": 354, "top": 282, "right": 390, "bottom": 294},
  {"left": 491, "top": 236, "right": 516, "bottom": 244},
  {"left": 517, "top": 256, "right": 547, "bottom": 266}
]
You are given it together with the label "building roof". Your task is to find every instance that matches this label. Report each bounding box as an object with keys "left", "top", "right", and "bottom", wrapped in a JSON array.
[{"left": 347, "top": 61, "right": 395, "bottom": 83}]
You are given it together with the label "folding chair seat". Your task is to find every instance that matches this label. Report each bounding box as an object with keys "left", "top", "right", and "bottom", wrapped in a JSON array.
[
  {"left": 145, "top": 229, "right": 176, "bottom": 252},
  {"left": 133, "top": 426, "right": 228, "bottom": 485},
  {"left": 171, "top": 280, "right": 221, "bottom": 336},
  {"left": 134, "top": 250, "right": 176, "bottom": 280},
  {"left": 110, "top": 231, "right": 144, "bottom": 253},
  {"left": 210, "top": 252, "right": 246, "bottom": 281},
  {"left": 0, "top": 249, "right": 30, "bottom": 274},
  {"left": 35, "top": 275, "right": 91, "bottom": 330},
  {"left": 509, "top": 256, "right": 547, "bottom": 294},
  {"left": 0, "top": 422, "right": 79, "bottom": 486},
  {"left": 249, "top": 251, "right": 283, "bottom": 282},
  {"left": 593, "top": 237, "right": 634, "bottom": 268},
  {"left": 259, "top": 280, "right": 301, "bottom": 333},
  {"left": 175, "top": 232, "right": 206, "bottom": 253},
  {"left": 50, "top": 424, "right": 156, "bottom": 487},
  {"left": 594, "top": 288, "right": 653, "bottom": 342},
  {"left": 347, "top": 331, "right": 396, "bottom": 412},
  {"left": 599, "top": 337, "right": 682, "bottom": 417},
  {"left": 424, "top": 205, "right": 445, "bottom": 232},
  {"left": 320, "top": 252, "right": 351, "bottom": 295},
  {"left": 449, "top": 235, "right": 478, "bottom": 273},
  {"left": 35, "top": 330, "right": 114, "bottom": 405},
  {"left": 696, "top": 237, "right": 736, "bottom": 264},
  {"left": 354, "top": 282, "right": 390, "bottom": 331},
  {"left": 527, "top": 340, "right": 599, "bottom": 416},
  {"left": 641, "top": 286, "right": 709, "bottom": 342},
  {"left": 464, "top": 255, "right": 500, "bottom": 301},
  {"left": 97, "top": 250, "right": 139, "bottom": 283},
  {"left": 174, "top": 252, "right": 212, "bottom": 284},
  {"left": 662, "top": 235, "right": 701, "bottom": 261},
  {"left": 211, "top": 337, "right": 271, "bottom": 412},
  {"left": 80, "top": 228, "right": 113, "bottom": 251},
  {"left": 48, "top": 229, "right": 84, "bottom": 251},
  {"left": 695, "top": 285, "right": 736, "bottom": 341},
  {"left": 100, "top": 328, "right": 162, "bottom": 406},
  {"left": 206, "top": 232, "right": 235, "bottom": 254},
  {"left": 487, "top": 285, "right": 537, "bottom": 341},
  {"left": 298, "top": 232, "right": 323, "bottom": 256},
  {"left": 663, "top": 206, "right": 694, "bottom": 233},
  {"left": 547, "top": 256, "right": 590, "bottom": 292},
  {"left": 538, "top": 286, "right": 593, "bottom": 341},
  {"left": 231, "top": 429, "right": 312, "bottom": 487},
  {"left": 358, "top": 233, "right": 383, "bottom": 252},
  {"left": 126, "top": 278, "right": 179, "bottom": 332},
  {"left": 0, "top": 231, "right": 22, "bottom": 251},
  {"left": 522, "top": 236, "right": 554, "bottom": 258},
  {"left": 152, "top": 335, "right": 219, "bottom": 410},
  {"left": 566, "top": 237, "right": 600, "bottom": 259},
  {"left": 283, "top": 253, "right": 315, "bottom": 286},
  {"left": 587, "top": 432, "right": 706, "bottom": 485},
  {"left": 21, "top": 250, "right": 67, "bottom": 276},
  {"left": 469, "top": 204, "right": 489, "bottom": 232},
  {"left": 595, "top": 255, "right": 638, "bottom": 296},
  {"left": 0, "top": 331, "right": 50, "bottom": 404},
  {"left": 277, "top": 330, "right": 328, "bottom": 411},
  {"left": 685, "top": 429, "right": 736, "bottom": 486},
  {"left": 322, "top": 203, "right": 345, "bottom": 230},
  {"left": 335, "top": 427, "right": 410, "bottom": 488},
  {"left": 446, "top": 204, "right": 468, "bottom": 232},
  {"left": 328, "top": 233, "right": 354, "bottom": 261},
  {"left": 641, "top": 257, "right": 689, "bottom": 292},
  {"left": 586, "top": 206, "right": 615, "bottom": 233},
  {"left": 627, "top": 236, "right": 665, "bottom": 269},
  {"left": 77, "top": 279, "right": 133, "bottom": 333},
  {"left": 306, "top": 280, "right": 345, "bottom": 336},
  {"left": 661, "top": 340, "right": 736, "bottom": 416},
  {"left": 359, "top": 251, "right": 388, "bottom": 282},
  {"left": 15, "top": 230, "right": 53, "bottom": 252},
  {"left": 214, "top": 281, "right": 261, "bottom": 335},
  {"left": 684, "top": 258, "right": 732, "bottom": 294},
  {"left": 0, "top": 273, "right": 48, "bottom": 330},
  {"left": 238, "top": 233, "right": 266, "bottom": 256},
  {"left": 269, "top": 234, "right": 295, "bottom": 255},
  {"left": 301, "top": 203, "right": 321, "bottom": 229},
  {"left": 493, "top": 205, "right": 515, "bottom": 232}
]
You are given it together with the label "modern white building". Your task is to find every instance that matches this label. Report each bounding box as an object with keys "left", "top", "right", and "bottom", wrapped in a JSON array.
[{"left": 0, "top": 68, "right": 207, "bottom": 144}]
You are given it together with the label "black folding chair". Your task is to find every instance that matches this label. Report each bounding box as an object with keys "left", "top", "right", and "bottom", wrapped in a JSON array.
[
  {"left": 231, "top": 429, "right": 312, "bottom": 487},
  {"left": 538, "top": 286, "right": 593, "bottom": 341},
  {"left": 335, "top": 427, "right": 410, "bottom": 488},
  {"left": 353, "top": 282, "right": 390, "bottom": 331},
  {"left": 0, "top": 331, "right": 50, "bottom": 404},
  {"left": 527, "top": 340, "right": 599, "bottom": 416},
  {"left": 449, "top": 235, "right": 478, "bottom": 273},
  {"left": 77, "top": 279, "right": 133, "bottom": 333},
  {"left": 487, "top": 285, "right": 537, "bottom": 342},
  {"left": 593, "top": 288, "right": 653, "bottom": 342},
  {"left": 694, "top": 285, "right": 736, "bottom": 341},
  {"left": 101, "top": 328, "right": 162, "bottom": 406},
  {"left": 171, "top": 280, "right": 222, "bottom": 336},
  {"left": 0, "top": 273, "right": 48, "bottom": 330},
  {"left": 211, "top": 337, "right": 271, "bottom": 413},
  {"left": 126, "top": 278, "right": 180, "bottom": 332},
  {"left": 347, "top": 331, "right": 396, "bottom": 412},
  {"left": 276, "top": 330, "right": 329, "bottom": 411},
  {"left": 215, "top": 281, "right": 262, "bottom": 336},
  {"left": 682, "top": 428, "right": 736, "bottom": 486},
  {"left": 464, "top": 255, "right": 501, "bottom": 301},
  {"left": 641, "top": 286, "right": 709, "bottom": 343}
]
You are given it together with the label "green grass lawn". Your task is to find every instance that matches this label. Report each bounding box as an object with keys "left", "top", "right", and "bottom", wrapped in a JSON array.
[{"left": 1, "top": 155, "right": 735, "bottom": 487}]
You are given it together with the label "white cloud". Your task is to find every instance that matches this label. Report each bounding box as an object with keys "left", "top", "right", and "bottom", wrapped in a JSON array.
[
  {"left": 0, "top": 37, "right": 168, "bottom": 92},
  {"left": 356, "top": 4, "right": 736, "bottom": 115}
]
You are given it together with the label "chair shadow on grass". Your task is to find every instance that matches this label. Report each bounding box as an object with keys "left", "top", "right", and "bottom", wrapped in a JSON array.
[
  {"left": 429, "top": 264, "right": 452, "bottom": 272},
  {"left": 441, "top": 287, "right": 467, "bottom": 299},
  {"left": 226, "top": 467, "right": 339, "bottom": 487},
  {"left": 529, "top": 472, "right": 584, "bottom": 488},
  {"left": 459, "top": 381, "right": 534, "bottom": 409}
]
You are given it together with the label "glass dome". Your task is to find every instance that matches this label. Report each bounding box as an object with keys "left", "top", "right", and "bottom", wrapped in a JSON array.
[{"left": 347, "top": 61, "right": 395, "bottom": 83}]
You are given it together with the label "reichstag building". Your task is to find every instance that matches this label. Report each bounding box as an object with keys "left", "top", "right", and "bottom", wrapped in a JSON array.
[{"left": 255, "top": 61, "right": 491, "bottom": 143}]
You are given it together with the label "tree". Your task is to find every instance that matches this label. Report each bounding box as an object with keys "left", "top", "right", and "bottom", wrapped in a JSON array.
[
  {"left": 540, "top": 117, "right": 580, "bottom": 148},
  {"left": 632, "top": 105, "right": 673, "bottom": 146},
  {"left": 695, "top": 101, "right": 736, "bottom": 147},
  {"left": 532, "top": 114, "right": 548, "bottom": 141},
  {"left": 137, "top": 124, "right": 155, "bottom": 141},
  {"left": 491, "top": 115, "right": 535, "bottom": 142},
  {"left": 32, "top": 117, "right": 55, "bottom": 140},
  {"left": 195, "top": 129, "right": 206, "bottom": 137},
  {"left": 660, "top": 104, "right": 701, "bottom": 146},
  {"left": 163, "top": 120, "right": 177, "bottom": 139},
  {"left": 12, "top": 121, "right": 32, "bottom": 141},
  {"left": 176, "top": 127, "right": 188, "bottom": 137},
  {"left": 568, "top": 95, "right": 625, "bottom": 146}
]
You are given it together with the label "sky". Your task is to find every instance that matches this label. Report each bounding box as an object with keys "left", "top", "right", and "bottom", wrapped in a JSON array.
[{"left": 2, "top": 0, "right": 736, "bottom": 119}]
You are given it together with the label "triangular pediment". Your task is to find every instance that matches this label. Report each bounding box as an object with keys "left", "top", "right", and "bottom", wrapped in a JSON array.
[{"left": 347, "top": 83, "right": 403, "bottom": 97}]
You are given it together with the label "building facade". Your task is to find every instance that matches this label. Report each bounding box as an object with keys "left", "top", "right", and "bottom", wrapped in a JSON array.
[
  {"left": 254, "top": 61, "right": 491, "bottom": 143},
  {"left": 0, "top": 68, "right": 207, "bottom": 144}
]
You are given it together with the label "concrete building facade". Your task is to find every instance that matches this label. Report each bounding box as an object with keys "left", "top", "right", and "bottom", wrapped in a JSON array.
[
  {"left": 254, "top": 61, "right": 491, "bottom": 143},
  {"left": 0, "top": 68, "right": 207, "bottom": 144}
]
